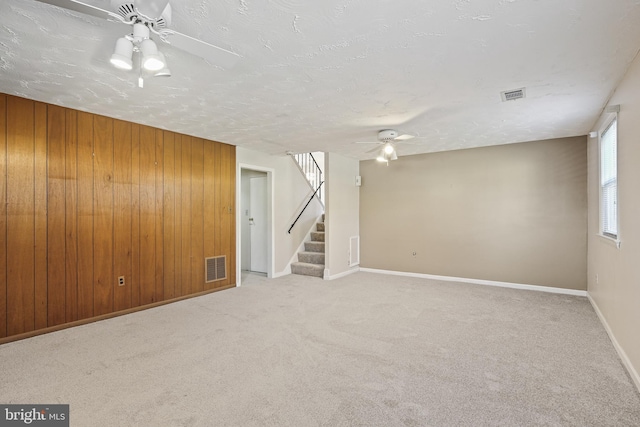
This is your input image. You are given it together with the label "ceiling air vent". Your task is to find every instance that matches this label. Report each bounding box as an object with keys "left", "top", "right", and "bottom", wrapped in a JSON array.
[
  {"left": 205, "top": 256, "right": 227, "bottom": 282},
  {"left": 501, "top": 88, "right": 526, "bottom": 102}
]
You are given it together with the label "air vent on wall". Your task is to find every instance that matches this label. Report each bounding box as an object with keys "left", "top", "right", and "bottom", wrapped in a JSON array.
[
  {"left": 205, "top": 256, "right": 227, "bottom": 282},
  {"left": 501, "top": 88, "right": 526, "bottom": 102}
]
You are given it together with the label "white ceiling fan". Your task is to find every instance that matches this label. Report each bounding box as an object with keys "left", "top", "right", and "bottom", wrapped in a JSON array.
[
  {"left": 35, "top": 0, "right": 241, "bottom": 86},
  {"left": 355, "top": 129, "right": 415, "bottom": 162}
]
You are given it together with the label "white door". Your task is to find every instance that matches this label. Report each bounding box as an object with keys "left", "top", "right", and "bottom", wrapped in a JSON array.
[{"left": 250, "top": 176, "right": 268, "bottom": 273}]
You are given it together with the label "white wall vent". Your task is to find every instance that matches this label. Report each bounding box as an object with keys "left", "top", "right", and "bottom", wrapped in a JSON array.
[
  {"left": 205, "top": 256, "right": 227, "bottom": 282},
  {"left": 501, "top": 88, "right": 526, "bottom": 102},
  {"left": 349, "top": 236, "right": 360, "bottom": 267}
]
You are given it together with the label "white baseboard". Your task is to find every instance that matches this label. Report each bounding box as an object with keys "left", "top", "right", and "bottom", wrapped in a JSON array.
[
  {"left": 324, "top": 267, "right": 360, "bottom": 280},
  {"left": 588, "top": 293, "right": 640, "bottom": 393},
  {"left": 272, "top": 266, "right": 291, "bottom": 279},
  {"left": 359, "top": 268, "right": 588, "bottom": 297}
]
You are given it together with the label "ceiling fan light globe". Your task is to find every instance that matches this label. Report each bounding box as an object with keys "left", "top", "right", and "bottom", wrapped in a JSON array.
[
  {"left": 153, "top": 52, "right": 171, "bottom": 77},
  {"left": 384, "top": 143, "right": 395, "bottom": 155},
  {"left": 140, "top": 39, "right": 158, "bottom": 55},
  {"left": 154, "top": 67, "right": 171, "bottom": 77},
  {"left": 110, "top": 37, "right": 133, "bottom": 70},
  {"left": 143, "top": 56, "right": 165, "bottom": 71},
  {"left": 140, "top": 39, "right": 165, "bottom": 71},
  {"left": 110, "top": 54, "right": 133, "bottom": 70},
  {"left": 379, "top": 149, "right": 397, "bottom": 162}
]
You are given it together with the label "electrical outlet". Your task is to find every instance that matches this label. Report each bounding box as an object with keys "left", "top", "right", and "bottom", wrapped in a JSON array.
[
  {"left": 595, "top": 274, "right": 599, "bottom": 284},
  {"left": 118, "top": 276, "right": 125, "bottom": 287}
]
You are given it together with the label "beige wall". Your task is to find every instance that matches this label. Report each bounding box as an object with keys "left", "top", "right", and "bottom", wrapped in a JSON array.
[
  {"left": 587, "top": 53, "right": 640, "bottom": 389},
  {"left": 325, "top": 153, "right": 360, "bottom": 278},
  {"left": 360, "top": 137, "right": 587, "bottom": 289}
]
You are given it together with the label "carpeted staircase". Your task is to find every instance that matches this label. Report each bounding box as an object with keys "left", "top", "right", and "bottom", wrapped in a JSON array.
[{"left": 291, "top": 215, "right": 325, "bottom": 278}]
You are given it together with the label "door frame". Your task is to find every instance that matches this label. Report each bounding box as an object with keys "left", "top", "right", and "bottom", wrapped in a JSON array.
[{"left": 237, "top": 163, "right": 275, "bottom": 285}]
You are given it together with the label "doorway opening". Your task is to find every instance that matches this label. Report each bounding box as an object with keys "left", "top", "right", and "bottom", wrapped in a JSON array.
[{"left": 238, "top": 165, "right": 274, "bottom": 284}]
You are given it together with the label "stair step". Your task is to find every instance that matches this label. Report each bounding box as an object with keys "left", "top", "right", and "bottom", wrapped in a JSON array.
[
  {"left": 316, "top": 222, "right": 325, "bottom": 232},
  {"left": 311, "top": 231, "right": 325, "bottom": 242},
  {"left": 298, "top": 251, "right": 325, "bottom": 264},
  {"left": 305, "top": 241, "right": 325, "bottom": 253},
  {"left": 291, "top": 262, "right": 324, "bottom": 278}
]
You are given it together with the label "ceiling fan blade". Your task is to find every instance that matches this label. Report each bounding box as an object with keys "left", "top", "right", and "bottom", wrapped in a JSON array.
[
  {"left": 134, "top": 0, "right": 170, "bottom": 19},
  {"left": 35, "top": 0, "right": 123, "bottom": 22},
  {"left": 160, "top": 30, "right": 240, "bottom": 69},
  {"left": 354, "top": 141, "right": 380, "bottom": 144},
  {"left": 394, "top": 134, "right": 415, "bottom": 141}
]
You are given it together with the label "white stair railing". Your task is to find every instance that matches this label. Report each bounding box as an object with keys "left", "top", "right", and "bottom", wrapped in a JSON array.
[
  {"left": 293, "top": 152, "right": 323, "bottom": 204},
  {"left": 288, "top": 152, "right": 324, "bottom": 234}
]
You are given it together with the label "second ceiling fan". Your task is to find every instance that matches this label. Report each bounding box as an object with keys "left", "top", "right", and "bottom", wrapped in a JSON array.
[{"left": 355, "top": 129, "right": 415, "bottom": 162}]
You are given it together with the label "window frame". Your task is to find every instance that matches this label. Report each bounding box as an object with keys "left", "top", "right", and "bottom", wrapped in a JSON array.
[{"left": 598, "top": 113, "right": 619, "bottom": 243}]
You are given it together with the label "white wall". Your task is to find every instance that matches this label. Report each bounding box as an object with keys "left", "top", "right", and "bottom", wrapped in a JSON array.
[
  {"left": 587, "top": 53, "right": 640, "bottom": 391},
  {"left": 237, "top": 147, "right": 323, "bottom": 277},
  {"left": 325, "top": 153, "right": 360, "bottom": 279}
]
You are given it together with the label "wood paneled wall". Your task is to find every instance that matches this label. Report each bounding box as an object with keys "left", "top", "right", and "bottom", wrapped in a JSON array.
[{"left": 0, "top": 94, "right": 236, "bottom": 340}]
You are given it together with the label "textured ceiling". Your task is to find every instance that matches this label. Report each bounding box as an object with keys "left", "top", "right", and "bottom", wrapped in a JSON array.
[{"left": 1, "top": 0, "right": 640, "bottom": 159}]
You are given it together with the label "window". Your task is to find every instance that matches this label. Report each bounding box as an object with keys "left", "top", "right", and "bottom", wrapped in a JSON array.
[{"left": 600, "top": 117, "right": 617, "bottom": 239}]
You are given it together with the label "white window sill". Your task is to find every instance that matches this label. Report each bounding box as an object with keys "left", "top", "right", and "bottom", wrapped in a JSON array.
[{"left": 598, "top": 233, "right": 621, "bottom": 249}]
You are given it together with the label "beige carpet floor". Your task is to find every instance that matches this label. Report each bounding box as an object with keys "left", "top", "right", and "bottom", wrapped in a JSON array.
[{"left": 1, "top": 272, "right": 639, "bottom": 426}]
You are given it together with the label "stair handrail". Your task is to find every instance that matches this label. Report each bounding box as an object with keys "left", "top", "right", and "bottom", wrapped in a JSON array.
[{"left": 288, "top": 181, "right": 324, "bottom": 234}]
